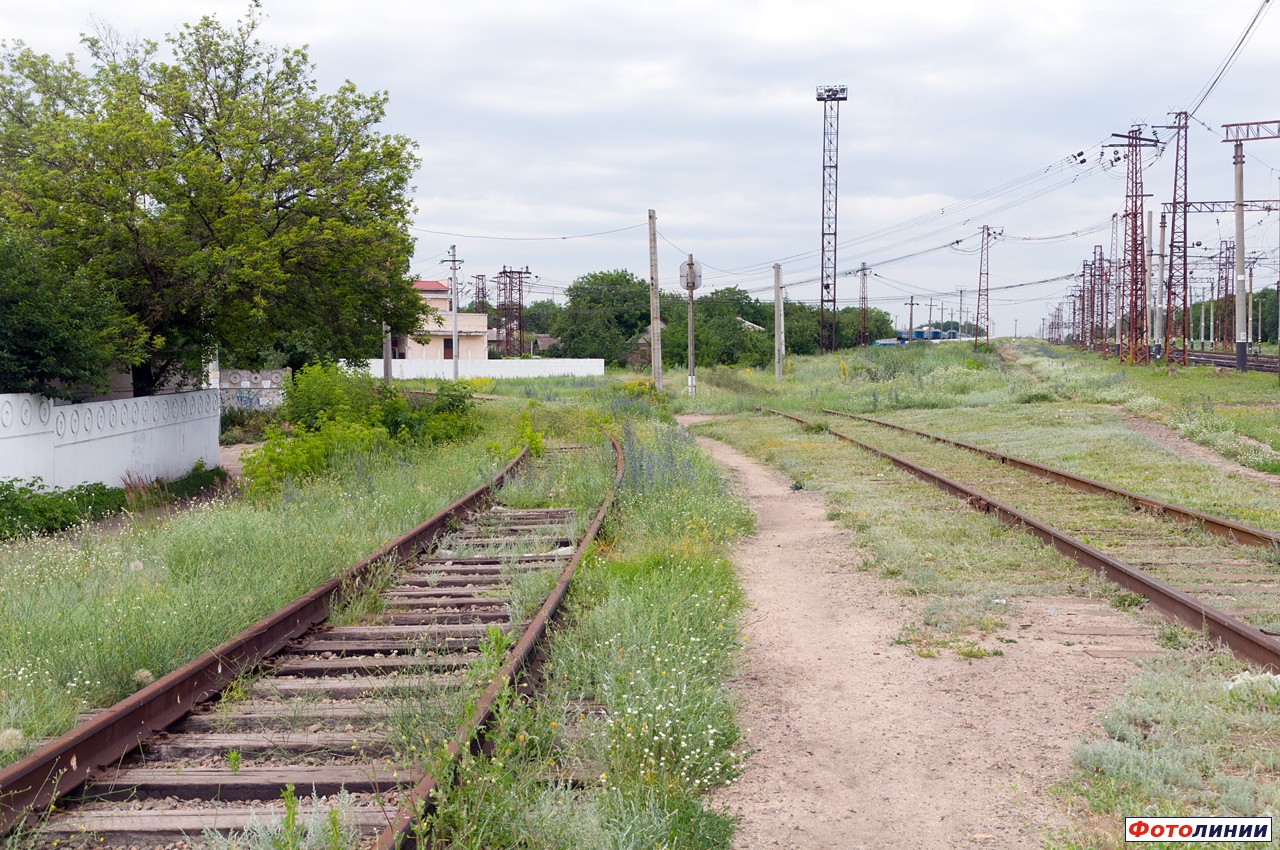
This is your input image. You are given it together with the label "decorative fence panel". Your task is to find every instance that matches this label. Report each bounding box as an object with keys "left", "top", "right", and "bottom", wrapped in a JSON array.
[
  {"left": 363, "top": 359, "right": 605, "bottom": 380},
  {"left": 0, "top": 391, "right": 220, "bottom": 489}
]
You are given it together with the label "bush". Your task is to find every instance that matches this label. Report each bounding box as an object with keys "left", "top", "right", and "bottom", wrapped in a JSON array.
[
  {"left": 241, "top": 420, "right": 391, "bottom": 493},
  {"left": 219, "top": 407, "right": 279, "bottom": 445},
  {"left": 280, "top": 362, "right": 380, "bottom": 430},
  {"left": 0, "top": 478, "right": 125, "bottom": 539}
]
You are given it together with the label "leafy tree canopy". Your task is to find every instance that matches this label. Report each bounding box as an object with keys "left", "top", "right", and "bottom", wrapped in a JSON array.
[
  {"left": 552, "top": 269, "right": 649, "bottom": 365},
  {"left": 0, "top": 229, "right": 146, "bottom": 399},
  {"left": 0, "top": 3, "right": 424, "bottom": 394}
]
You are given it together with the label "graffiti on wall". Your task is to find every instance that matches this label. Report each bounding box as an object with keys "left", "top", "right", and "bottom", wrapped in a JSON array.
[{"left": 218, "top": 369, "right": 290, "bottom": 410}]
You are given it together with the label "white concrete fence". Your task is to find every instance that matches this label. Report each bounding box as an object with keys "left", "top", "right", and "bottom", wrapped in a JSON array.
[
  {"left": 363, "top": 359, "right": 606, "bottom": 380},
  {"left": 0, "top": 391, "right": 220, "bottom": 489}
]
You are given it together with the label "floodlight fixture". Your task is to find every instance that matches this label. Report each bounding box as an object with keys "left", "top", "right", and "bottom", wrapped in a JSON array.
[{"left": 815, "top": 85, "right": 847, "bottom": 102}]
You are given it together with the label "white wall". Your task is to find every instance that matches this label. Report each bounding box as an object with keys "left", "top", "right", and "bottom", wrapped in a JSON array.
[
  {"left": 365, "top": 359, "right": 605, "bottom": 380},
  {"left": 0, "top": 391, "right": 220, "bottom": 489}
]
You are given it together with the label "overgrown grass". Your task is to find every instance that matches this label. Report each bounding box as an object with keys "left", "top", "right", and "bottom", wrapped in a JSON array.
[
  {"left": 1053, "top": 650, "right": 1280, "bottom": 849},
  {"left": 0, "top": 417, "right": 516, "bottom": 767},
  {"left": 692, "top": 413, "right": 1089, "bottom": 655},
  {"left": 0, "top": 463, "right": 229, "bottom": 541},
  {"left": 419, "top": 415, "right": 754, "bottom": 849}
]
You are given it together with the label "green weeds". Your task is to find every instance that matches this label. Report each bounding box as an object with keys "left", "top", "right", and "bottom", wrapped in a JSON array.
[
  {"left": 203, "top": 785, "right": 358, "bottom": 850},
  {"left": 420, "top": 418, "right": 751, "bottom": 849},
  {"left": 0, "top": 424, "right": 510, "bottom": 768}
]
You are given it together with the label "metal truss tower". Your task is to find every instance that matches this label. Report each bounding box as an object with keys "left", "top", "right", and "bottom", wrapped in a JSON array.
[
  {"left": 974, "top": 225, "right": 992, "bottom": 348},
  {"left": 494, "top": 266, "right": 530, "bottom": 357},
  {"left": 1216, "top": 241, "right": 1236, "bottom": 349},
  {"left": 816, "top": 85, "right": 847, "bottom": 353},
  {"left": 1113, "top": 127, "right": 1160, "bottom": 364},
  {"left": 857, "top": 262, "right": 870, "bottom": 345},
  {"left": 1093, "top": 245, "right": 1107, "bottom": 354},
  {"left": 1163, "top": 112, "right": 1190, "bottom": 365},
  {"left": 470, "top": 274, "right": 488, "bottom": 314}
]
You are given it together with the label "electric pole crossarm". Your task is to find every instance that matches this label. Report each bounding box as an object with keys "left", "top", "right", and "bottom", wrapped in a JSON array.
[
  {"left": 1162, "top": 200, "right": 1280, "bottom": 214},
  {"left": 1223, "top": 121, "right": 1280, "bottom": 142}
]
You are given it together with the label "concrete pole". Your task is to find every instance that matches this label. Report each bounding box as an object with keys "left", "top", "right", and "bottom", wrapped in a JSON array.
[
  {"left": 1157, "top": 213, "right": 1167, "bottom": 358},
  {"left": 1248, "top": 266, "right": 1254, "bottom": 345},
  {"left": 773, "top": 263, "right": 783, "bottom": 381},
  {"left": 686, "top": 254, "right": 696, "bottom": 397},
  {"left": 1234, "top": 141, "right": 1248, "bottom": 370},
  {"left": 647, "top": 210, "right": 663, "bottom": 390},
  {"left": 1152, "top": 211, "right": 1162, "bottom": 360},
  {"left": 1200, "top": 287, "right": 1206, "bottom": 348},
  {"left": 449, "top": 244, "right": 460, "bottom": 381},
  {"left": 382, "top": 322, "right": 392, "bottom": 385}
]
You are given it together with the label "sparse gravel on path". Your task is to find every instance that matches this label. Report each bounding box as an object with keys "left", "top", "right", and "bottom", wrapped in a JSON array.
[{"left": 685, "top": 419, "right": 1160, "bottom": 850}]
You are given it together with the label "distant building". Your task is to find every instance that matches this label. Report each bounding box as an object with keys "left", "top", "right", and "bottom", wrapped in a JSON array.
[{"left": 392, "top": 280, "right": 489, "bottom": 362}]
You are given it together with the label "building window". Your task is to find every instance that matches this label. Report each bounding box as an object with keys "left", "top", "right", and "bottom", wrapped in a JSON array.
[{"left": 443, "top": 338, "right": 453, "bottom": 360}]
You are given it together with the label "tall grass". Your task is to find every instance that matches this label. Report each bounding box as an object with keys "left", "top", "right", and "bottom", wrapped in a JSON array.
[
  {"left": 420, "top": 416, "right": 754, "bottom": 849},
  {"left": 0, "top": 429, "right": 510, "bottom": 767}
]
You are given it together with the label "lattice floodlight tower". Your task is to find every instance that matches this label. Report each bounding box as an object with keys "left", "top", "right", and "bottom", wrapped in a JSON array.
[{"left": 816, "top": 84, "right": 847, "bottom": 354}]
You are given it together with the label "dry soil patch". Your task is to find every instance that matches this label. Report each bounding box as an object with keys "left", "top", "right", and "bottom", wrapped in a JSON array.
[
  {"left": 689, "top": 425, "right": 1159, "bottom": 849},
  {"left": 1123, "top": 413, "right": 1280, "bottom": 488}
]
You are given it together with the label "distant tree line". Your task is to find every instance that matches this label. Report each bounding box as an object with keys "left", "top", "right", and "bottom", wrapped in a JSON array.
[{"left": 517, "top": 269, "right": 895, "bottom": 368}]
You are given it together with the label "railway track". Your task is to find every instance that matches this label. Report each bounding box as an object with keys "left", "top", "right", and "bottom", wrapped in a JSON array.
[
  {"left": 1167, "top": 347, "right": 1280, "bottom": 374},
  {"left": 1, "top": 437, "right": 624, "bottom": 848},
  {"left": 767, "top": 408, "right": 1280, "bottom": 670}
]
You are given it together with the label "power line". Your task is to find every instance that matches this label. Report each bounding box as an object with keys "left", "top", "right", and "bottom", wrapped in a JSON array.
[
  {"left": 1187, "top": 0, "right": 1273, "bottom": 117},
  {"left": 409, "top": 222, "right": 646, "bottom": 241}
]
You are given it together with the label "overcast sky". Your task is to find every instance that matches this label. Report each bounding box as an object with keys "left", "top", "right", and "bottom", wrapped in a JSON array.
[{"left": 5, "top": 0, "right": 1280, "bottom": 336}]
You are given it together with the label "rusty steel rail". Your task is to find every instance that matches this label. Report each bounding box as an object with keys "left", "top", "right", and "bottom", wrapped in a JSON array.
[
  {"left": 767, "top": 409, "right": 1280, "bottom": 671},
  {"left": 823, "top": 410, "right": 1280, "bottom": 550},
  {"left": 0, "top": 449, "right": 529, "bottom": 837},
  {"left": 373, "top": 433, "right": 624, "bottom": 849}
]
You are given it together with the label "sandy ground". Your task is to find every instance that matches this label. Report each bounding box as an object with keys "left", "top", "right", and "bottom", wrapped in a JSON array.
[
  {"left": 219, "top": 443, "right": 254, "bottom": 478},
  {"left": 1123, "top": 413, "right": 1280, "bottom": 488},
  {"left": 683, "top": 419, "right": 1162, "bottom": 849}
]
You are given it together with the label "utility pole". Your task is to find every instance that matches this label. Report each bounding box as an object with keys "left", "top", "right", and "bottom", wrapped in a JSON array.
[
  {"left": 1109, "top": 127, "right": 1159, "bottom": 364},
  {"left": 381, "top": 322, "right": 392, "bottom": 385},
  {"left": 816, "top": 85, "right": 847, "bottom": 353},
  {"left": 975, "top": 224, "right": 993, "bottom": 348},
  {"left": 442, "top": 245, "right": 464, "bottom": 380},
  {"left": 858, "top": 262, "right": 870, "bottom": 345},
  {"left": 1220, "top": 120, "right": 1280, "bottom": 368},
  {"left": 774, "top": 263, "right": 784, "bottom": 381},
  {"left": 1192, "top": 286, "right": 1203, "bottom": 348},
  {"left": 683, "top": 255, "right": 700, "bottom": 396},
  {"left": 904, "top": 297, "right": 917, "bottom": 339},
  {"left": 927, "top": 298, "right": 935, "bottom": 329},
  {"left": 957, "top": 289, "right": 965, "bottom": 337},
  {"left": 1152, "top": 209, "right": 1162, "bottom": 360},
  {"left": 647, "top": 210, "right": 663, "bottom": 390},
  {"left": 1234, "top": 139, "right": 1248, "bottom": 369},
  {"left": 1155, "top": 213, "right": 1167, "bottom": 359},
  {"left": 1161, "top": 111, "right": 1190, "bottom": 365}
]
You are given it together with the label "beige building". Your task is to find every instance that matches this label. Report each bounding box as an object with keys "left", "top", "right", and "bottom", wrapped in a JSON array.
[{"left": 391, "top": 280, "right": 489, "bottom": 362}]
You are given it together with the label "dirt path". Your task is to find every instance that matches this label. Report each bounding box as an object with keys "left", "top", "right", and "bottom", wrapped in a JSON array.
[
  {"left": 219, "top": 443, "right": 256, "bottom": 479},
  {"left": 1123, "top": 413, "right": 1280, "bottom": 488},
  {"left": 689, "top": 426, "right": 1160, "bottom": 849}
]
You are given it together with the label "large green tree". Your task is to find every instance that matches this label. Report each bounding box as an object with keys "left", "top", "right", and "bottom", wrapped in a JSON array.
[
  {"left": 552, "top": 270, "right": 650, "bottom": 365},
  {"left": 0, "top": 4, "right": 424, "bottom": 394},
  {"left": 0, "top": 229, "right": 146, "bottom": 398}
]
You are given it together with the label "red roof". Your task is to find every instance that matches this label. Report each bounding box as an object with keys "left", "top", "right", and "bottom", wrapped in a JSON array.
[{"left": 413, "top": 279, "right": 450, "bottom": 293}]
